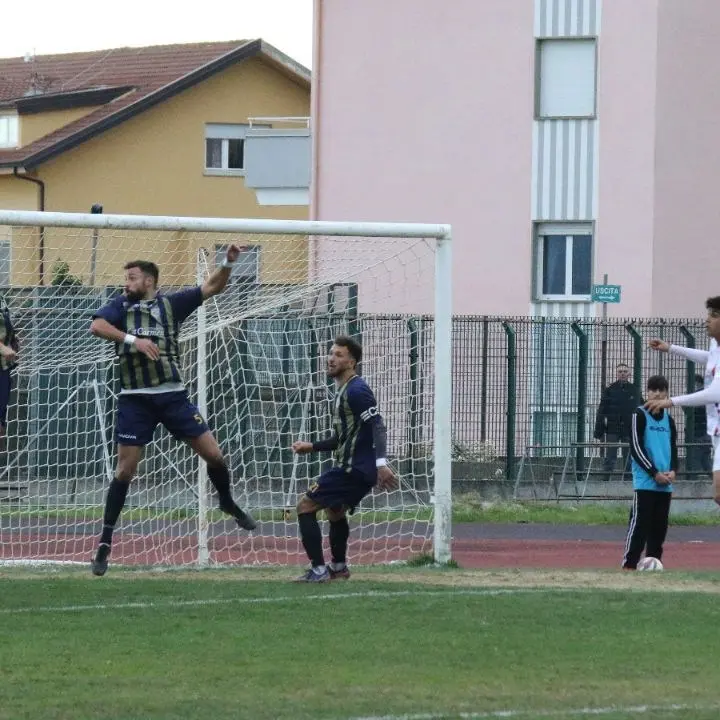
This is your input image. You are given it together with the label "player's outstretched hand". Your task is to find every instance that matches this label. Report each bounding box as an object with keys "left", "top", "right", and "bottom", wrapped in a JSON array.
[
  {"left": 292, "top": 441, "right": 313, "bottom": 454},
  {"left": 0, "top": 346, "right": 17, "bottom": 364},
  {"left": 649, "top": 339, "right": 670, "bottom": 353},
  {"left": 225, "top": 244, "right": 242, "bottom": 264},
  {"left": 135, "top": 337, "right": 160, "bottom": 361},
  {"left": 376, "top": 465, "right": 398, "bottom": 491},
  {"left": 645, "top": 397, "right": 672, "bottom": 413}
]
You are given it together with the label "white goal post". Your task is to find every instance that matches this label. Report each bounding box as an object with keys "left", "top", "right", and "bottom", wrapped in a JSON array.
[{"left": 0, "top": 209, "right": 452, "bottom": 566}]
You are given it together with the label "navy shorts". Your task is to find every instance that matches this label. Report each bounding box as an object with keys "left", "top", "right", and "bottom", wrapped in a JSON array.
[
  {"left": 0, "top": 369, "right": 11, "bottom": 427},
  {"left": 305, "top": 467, "right": 376, "bottom": 513},
  {"left": 116, "top": 391, "right": 209, "bottom": 446}
]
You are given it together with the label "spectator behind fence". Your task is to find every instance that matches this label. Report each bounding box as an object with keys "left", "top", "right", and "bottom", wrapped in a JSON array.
[
  {"left": 686, "top": 373, "right": 712, "bottom": 475},
  {"left": 594, "top": 363, "right": 642, "bottom": 479}
]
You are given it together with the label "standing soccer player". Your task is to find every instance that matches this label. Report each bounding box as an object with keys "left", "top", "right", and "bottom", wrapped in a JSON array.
[
  {"left": 0, "top": 295, "right": 18, "bottom": 442},
  {"left": 291, "top": 336, "right": 397, "bottom": 582},
  {"left": 89, "top": 249, "right": 256, "bottom": 576},
  {"left": 622, "top": 375, "right": 678, "bottom": 570},
  {"left": 647, "top": 296, "right": 720, "bottom": 506}
]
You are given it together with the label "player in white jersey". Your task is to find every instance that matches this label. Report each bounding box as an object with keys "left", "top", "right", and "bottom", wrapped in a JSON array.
[{"left": 646, "top": 297, "right": 720, "bottom": 505}]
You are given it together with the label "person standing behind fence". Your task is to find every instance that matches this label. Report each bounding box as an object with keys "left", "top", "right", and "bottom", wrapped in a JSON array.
[
  {"left": 0, "top": 295, "right": 18, "bottom": 442},
  {"left": 622, "top": 375, "right": 677, "bottom": 570},
  {"left": 594, "top": 363, "right": 642, "bottom": 479}
]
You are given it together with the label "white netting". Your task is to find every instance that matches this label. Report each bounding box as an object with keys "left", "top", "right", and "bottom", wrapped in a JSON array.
[{"left": 0, "top": 219, "right": 441, "bottom": 566}]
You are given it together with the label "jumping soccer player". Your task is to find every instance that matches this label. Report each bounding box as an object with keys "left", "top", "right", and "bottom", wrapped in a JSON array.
[
  {"left": 89, "top": 249, "right": 255, "bottom": 576},
  {"left": 291, "top": 336, "right": 398, "bottom": 582}
]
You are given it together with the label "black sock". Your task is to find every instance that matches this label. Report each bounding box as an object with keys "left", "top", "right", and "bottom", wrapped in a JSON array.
[
  {"left": 298, "top": 512, "right": 325, "bottom": 567},
  {"left": 329, "top": 517, "right": 350, "bottom": 565},
  {"left": 208, "top": 464, "right": 234, "bottom": 511},
  {"left": 99, "top": 478, "right": 129, "bottom": 546}
]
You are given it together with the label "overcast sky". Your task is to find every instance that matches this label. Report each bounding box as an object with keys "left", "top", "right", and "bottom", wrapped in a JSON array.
[{"left": 0, "top": 0, "right": 314, "bottom": 68}]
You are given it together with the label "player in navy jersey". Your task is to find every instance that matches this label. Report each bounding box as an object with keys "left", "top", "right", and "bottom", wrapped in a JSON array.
[
  {"left": 291, "top": 336, "right": 397, "bottom": 582},
  {"left": 89, "top": 250, "right": 256, "bottom": 576},
  {"left": 622, "top": 375, "right": 678, "bottom": 570},
  {"left": 0, "top": 295, "right": 18, "bottom": 443}
]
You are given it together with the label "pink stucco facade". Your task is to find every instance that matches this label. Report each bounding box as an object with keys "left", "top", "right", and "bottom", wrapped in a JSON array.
[
  {"left": 312, "top": 0, "right": 720, "bottom": 319},
  {"left": 312, "top": 0, "right": 535, "bottom": 316}
]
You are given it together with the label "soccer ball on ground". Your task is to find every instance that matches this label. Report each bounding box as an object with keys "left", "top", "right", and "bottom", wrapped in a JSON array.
[{"left": 637, "top": 557, "right": 664, "bottom": 571}]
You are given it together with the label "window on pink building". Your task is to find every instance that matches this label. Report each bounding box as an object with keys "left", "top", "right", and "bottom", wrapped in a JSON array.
[
  {"left": 535, "top": 223, "right": 592, "bottom": 301},
  {"left": 536, "top": 39, "right": 597, "bottom": 119}
]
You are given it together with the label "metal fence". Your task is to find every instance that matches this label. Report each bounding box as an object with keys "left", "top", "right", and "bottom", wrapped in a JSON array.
[
  {"left": 0, "top": 289, "right": 709, "bottom": 487},
  {"left": 447, "top": 316, "right": 707, "bottom": 481}
]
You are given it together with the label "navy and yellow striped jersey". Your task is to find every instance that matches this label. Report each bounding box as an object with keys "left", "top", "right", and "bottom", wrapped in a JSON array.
[
  {"left": 332, "top": 375, "right": 381, "bottom": 478},
  {"left": 93, "top": 288, "right": 203, "bottom": 391},
  {"left": 0, "top": 300, "right": 17, "bottom": 372}
]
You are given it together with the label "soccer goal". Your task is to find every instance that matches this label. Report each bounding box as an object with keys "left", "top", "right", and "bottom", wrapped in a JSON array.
[{"left": 0, "top": 210, "right": 452, "bottom": 568}]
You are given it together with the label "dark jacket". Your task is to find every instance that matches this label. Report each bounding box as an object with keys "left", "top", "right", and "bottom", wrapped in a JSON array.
[{"left": 594, "top": 380, "right": 642, "bottom": 440}]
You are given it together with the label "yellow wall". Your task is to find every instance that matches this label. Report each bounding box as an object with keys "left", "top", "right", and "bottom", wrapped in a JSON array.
[
  {"left": 0, "top": 177, "right": 42, "bottom": 285},
  {"left": 20, "top": 107, "right": 97, "bottom": 146},
  {"left": 0, "top": 57, "right": 311, "bottom": 288}
]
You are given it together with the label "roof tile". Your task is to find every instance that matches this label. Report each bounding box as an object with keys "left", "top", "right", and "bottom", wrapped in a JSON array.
[{"left": 0, "top": 40, "right": 254, "bottom": 167}]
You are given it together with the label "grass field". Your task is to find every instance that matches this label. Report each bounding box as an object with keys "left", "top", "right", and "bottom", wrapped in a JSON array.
[
  {"left": 3, "top": 567, "right": 720, "bottom": 719},
  {"left": 3, "top": 499, "right": 720, "bottom": 526}
]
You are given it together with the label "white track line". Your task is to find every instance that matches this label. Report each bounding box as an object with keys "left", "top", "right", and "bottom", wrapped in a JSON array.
[
  {"left": 0, "top": 587, "right": 561, "bottom": 616},
  {"left": 346, "top": 703, "right": 720, "bottom": 719}
]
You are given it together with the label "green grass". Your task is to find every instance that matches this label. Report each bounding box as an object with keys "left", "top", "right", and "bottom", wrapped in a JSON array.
[
  {"left": 2, "top": 568, "right": 720, "bottom": 719},
  {"left": 5, "top": 499, "right": 718, "bottom": 527}
]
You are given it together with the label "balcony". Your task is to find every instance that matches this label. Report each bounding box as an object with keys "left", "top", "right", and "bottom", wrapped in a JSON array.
[{"left": 243, "top": 117, "right": 310, "bottom": 206}]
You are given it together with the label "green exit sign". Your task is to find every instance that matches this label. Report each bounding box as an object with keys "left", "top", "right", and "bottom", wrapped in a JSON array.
[{"left": 591, "top": 284, "right": 621, "bottom": 303}]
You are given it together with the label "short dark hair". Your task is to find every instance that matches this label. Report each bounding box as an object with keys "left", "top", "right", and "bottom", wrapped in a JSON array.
[
  {"left": 616, "top": 363, "right": 630, "bottom": 370},
  {"left": 647, "top": 374, "right": 669, "bottom": 393},
  {"left": 706, "top": 296, "right": 720, "bottom": 313},
  {"left": 124, "top": 260, "right": 159, "bottom": 284},
  {"left": 334, "top": 335, "right": 362, "bottom": 365}
]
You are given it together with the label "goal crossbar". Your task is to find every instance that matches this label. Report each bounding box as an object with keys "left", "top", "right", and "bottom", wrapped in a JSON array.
[{"left": 0, "top": 209, "right": 450, "bottom": 240}]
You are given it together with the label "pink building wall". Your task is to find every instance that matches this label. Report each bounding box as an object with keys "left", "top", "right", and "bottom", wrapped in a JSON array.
[
  {"left": 312, "top": 0, "right": 535, "bottom": 316},
  {"left": 312, "top": 0, "right": 720, "bottom": 320},
  {"left": 595, "top": 0, "right": 658, "bottom": 318},
  {"left": 652, "top": 0, "right": 720, "bottom": 318}
]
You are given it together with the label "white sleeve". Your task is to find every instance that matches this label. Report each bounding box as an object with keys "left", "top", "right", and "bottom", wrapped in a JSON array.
[
  {"left": 671, "top": 373, "right": 720, "bottom": 407},
  {"left": 669, "top": 345, "right": 710, "bottom": 363}
]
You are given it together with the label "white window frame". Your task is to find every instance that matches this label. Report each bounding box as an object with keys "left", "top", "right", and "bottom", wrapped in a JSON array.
[
  {"left": 0, "top": 114, "right": 19, "bottom": 149},
  {"left": 214, "top": 244, "right": 259, "bottom": 283},
  {"left": 535, "top": 223, "right": 593, "bottom": 302},
  {"left": 204, "top": 123, "right": 250, "bottom": 176},
  {"left": 536, "top": 38, "right": 597, "bottom": 119}
]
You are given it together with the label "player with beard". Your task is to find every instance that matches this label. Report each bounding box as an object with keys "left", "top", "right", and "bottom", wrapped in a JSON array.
[
  {"left": 88, "top": 253, "right": 256, "bottom": 576},
  {"left": 291, "top": 336, "right": 397, "bottom": 582}
]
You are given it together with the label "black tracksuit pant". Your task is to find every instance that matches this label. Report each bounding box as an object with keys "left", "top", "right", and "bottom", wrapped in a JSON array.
[{"left": 622, "top": 490, "right": 672, "bottom": 569}]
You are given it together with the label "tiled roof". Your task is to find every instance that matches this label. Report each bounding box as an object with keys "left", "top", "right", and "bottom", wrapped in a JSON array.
[{"left": 0, "top": 40, "right": 309, "bottom": 168}]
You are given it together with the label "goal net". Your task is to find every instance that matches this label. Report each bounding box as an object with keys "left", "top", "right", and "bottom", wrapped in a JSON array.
[{"left": 0, "top": 210, "right": 452, "bottom": 568}]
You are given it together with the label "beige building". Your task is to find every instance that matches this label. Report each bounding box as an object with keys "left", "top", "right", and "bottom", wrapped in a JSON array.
[{"left": 0, "top": 40, "right": 310, "bottom": 287}]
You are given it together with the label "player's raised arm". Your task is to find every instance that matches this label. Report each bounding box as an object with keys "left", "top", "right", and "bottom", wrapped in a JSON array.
[
  {"left": 649, "top": 338, "right": 710, "bottom": 363},
  {"left": 201, "top": 244, "right": 241, "bottom": 299}
]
